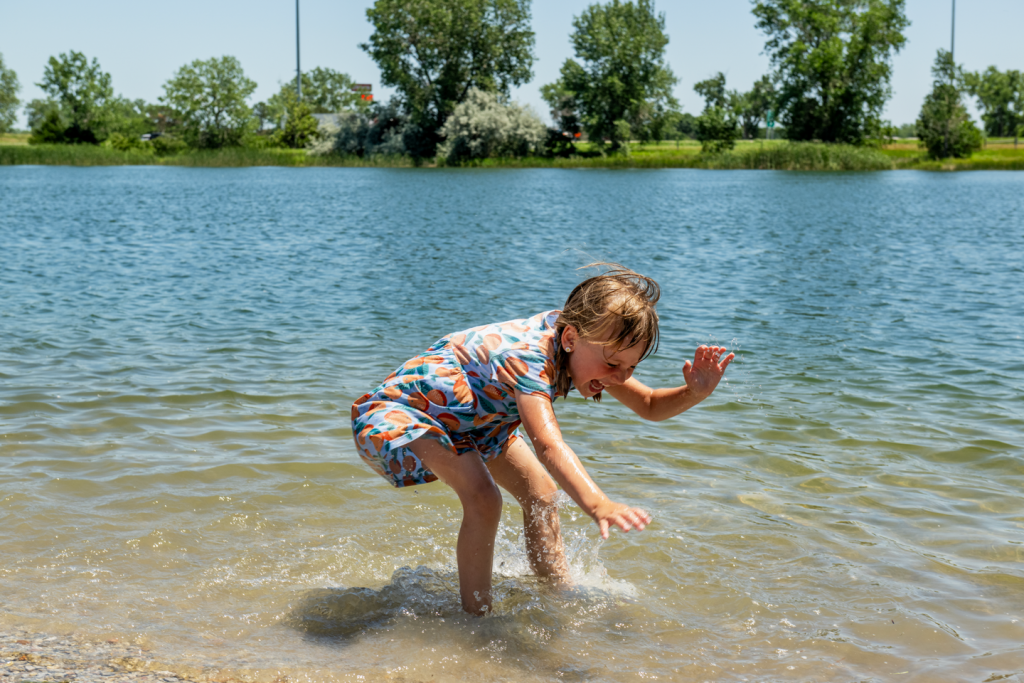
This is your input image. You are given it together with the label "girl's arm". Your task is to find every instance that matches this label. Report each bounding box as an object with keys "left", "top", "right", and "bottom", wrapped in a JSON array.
[
  {"left": 516, "top": 390, "right": 651, "bottom": 539},
  {"left": 605, "top": 345, "right": 734, "bottom": 422}
]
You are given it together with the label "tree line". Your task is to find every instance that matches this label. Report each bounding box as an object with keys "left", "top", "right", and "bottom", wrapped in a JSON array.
[{"left": 0, "top": 0, "right": 1021, "bottom": 161}]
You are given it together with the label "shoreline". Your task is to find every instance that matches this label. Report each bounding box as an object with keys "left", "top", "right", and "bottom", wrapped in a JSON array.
[{"left": 1, "top": 141, "right": 1022, "bottom": 171}]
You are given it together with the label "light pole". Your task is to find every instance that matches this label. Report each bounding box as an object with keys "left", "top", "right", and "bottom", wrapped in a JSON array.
[
  {"left": 951, "top": 0, "right": 955, "bottom": 62},
  {"left": 295, "top": 0, "right": 302, "bottom": 101}
]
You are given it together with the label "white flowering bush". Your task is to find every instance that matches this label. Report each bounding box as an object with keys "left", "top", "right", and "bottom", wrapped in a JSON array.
[{"left": 438, "top": 88, "right": 546, "bottom": 163}]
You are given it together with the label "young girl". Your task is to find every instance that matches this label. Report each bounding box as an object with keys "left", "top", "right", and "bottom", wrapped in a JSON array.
[{"left": 351, "top": 264, "right": 733, "bottom": 615}]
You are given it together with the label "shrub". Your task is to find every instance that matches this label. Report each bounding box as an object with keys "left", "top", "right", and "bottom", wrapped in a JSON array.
[
  {"left": 309, "top": 112, "right": 367, "bottom": 156},
  {"left": 29, "top": 109, "right": 68, "bottom": 144},
  {"left": 103, "top": 132, "right": 153, "bottom": 153},
  {"left": 243, "top": 132, "right": 287, "bottom": 150},
  {"left": 309, "top": 101, "right": 407, "bottom": 157},
  {"left": 544, "top": 128, "right": 577, "bottom": 157},
  {"left": 695, "top": 105, "right": 740, "bottom": 153},
  {"left": 150, "top": 135, "right": 188, "bottom": 156},
  {"left": 917, "top": 111, "right": 983, "bottom": 159},
  {"left": 278, "top": 93, "right": 320, "bottom": 149},
  {"left": 437, "top": 88, "right": 546, "bottom": 163}
]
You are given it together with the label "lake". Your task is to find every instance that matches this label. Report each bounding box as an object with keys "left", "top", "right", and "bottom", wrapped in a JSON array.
[{"left": 1, "top": 166, "right": 1022, "bottom": 681}]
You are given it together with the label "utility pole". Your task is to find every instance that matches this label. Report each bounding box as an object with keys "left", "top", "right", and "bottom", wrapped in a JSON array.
[
  {"left": 295, "top": 0, "right": 302, "bottom": 100},
  {"left": 951, "top": 0, "right": 955, "bottom": 62}
]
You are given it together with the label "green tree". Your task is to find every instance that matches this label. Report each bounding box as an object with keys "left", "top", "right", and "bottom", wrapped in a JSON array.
[
  {"left": 540, "top": 80, "right": 581, "bottom": 135},
  {"left": 37, "top": 50, "right": 114, "bottom": 143},
  {"left": 143, "top": 104, "right": 177, "bottom": 135},
  {"left": 675, "top": 111, "right": 697, "bottom": 139},
  {"left": 0, "top": 53, "right": 20, "bottom": 134},
  {"left": 916, "top": 49, "right": 982, "bottom": 160},
  {"left": 555, "top": 0, "right": 678, "bottom": 150},
  {"left": 752, "top": 0, "right": 909, "bottom": 144},
  {"left": 101, "top": 97, "right": 153, "bottom": 139},
  {"left": 694, "top": 73, "right": 739, "bottom": 152},
  {"left": 161, "top": 56, "right": 257, "bottom": 148},
  {"left": 25, "top": 99, "right": 60, "bottom": 133},
  {"left": 894, "top": 122, "right": 916, "bottom": 138},
  {"left": 267, "top": 67, "right": 367, "bottom": 125},
  {"left": 965, "top": 67, "right": 1023, "bottom": 146},
  {"left": 361, "top": 0, "right": 535, "bottom": 158},
  {"left": 694, "top": 72, "right": 729, "bottom": 110},
  {"left": 735, "top": 75, "right": 775, "bottom": 139}
]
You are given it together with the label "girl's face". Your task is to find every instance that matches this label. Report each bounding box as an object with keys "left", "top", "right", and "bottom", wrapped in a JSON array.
[{"left": 563, "top": 325, "right": 646, "bottom": 399}]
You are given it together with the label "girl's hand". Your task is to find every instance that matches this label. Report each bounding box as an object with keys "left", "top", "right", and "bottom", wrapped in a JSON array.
[
  {"left": 592, "top": 500, "right": 652, "bottom": 540},
  {"left": 682, "top": 345, "right": 734, "bottom": 400}
]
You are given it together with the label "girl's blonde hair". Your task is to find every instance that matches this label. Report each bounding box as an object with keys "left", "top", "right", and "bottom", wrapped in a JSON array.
[{"left": 554, "top": 263, "right": 661, "bottom": 400}]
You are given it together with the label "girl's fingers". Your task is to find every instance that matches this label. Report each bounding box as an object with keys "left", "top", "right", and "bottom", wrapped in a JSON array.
[{"left": 598, "top": 507, "right": 652, "bottom": 538}]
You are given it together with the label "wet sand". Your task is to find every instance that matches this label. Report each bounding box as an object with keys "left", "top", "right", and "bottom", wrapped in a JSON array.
[{"left": 1, "top": 629, "right": 190, "bottom": 683}]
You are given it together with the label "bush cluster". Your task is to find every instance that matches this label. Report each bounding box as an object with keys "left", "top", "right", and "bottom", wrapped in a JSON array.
[
  {"left": 309, "top": 102, "right": 407, "bottom": 158},
  {"left": 437, "top": 89, "right": 546, "bottom": 163},
  {"left": 311, "top": 94, "right": 551, "bottom": 164}
]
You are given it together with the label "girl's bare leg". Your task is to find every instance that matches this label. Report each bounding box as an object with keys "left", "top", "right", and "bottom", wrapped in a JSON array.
[
  {"left": 410, "top": 438, "right": 503, "bottom": 615},
  {"left": 487, "top": 437, "right": 571, "bottom": 581}
]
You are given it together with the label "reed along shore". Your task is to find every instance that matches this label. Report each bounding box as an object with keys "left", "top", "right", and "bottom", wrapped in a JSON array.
[{"left": 2, "top": 139, "right": 1023, "bottom": 170}]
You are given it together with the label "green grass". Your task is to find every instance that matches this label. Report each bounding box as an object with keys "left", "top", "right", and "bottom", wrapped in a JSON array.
[
  {"left": 0, "top": 131, "right": 31, "bottom": 145},
  {"left": 0, "top": 144, "right": 163, "bottom": 166},
  {"left": 0, "top": 144, "right": 418, "bottom": 167},
  {"left": 702, "top": 141, "right": 894, "bottom": 170},
  {"left": 2, "top": 138, "right": 1023, "bottom": 170},
  {"left": 881, "top": 146, "right": 1024, "bottom": 170},
  {"left": 446, "top": 141, "right": 892, "bottom": 170}
]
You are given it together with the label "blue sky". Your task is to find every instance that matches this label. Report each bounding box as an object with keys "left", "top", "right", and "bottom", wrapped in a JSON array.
[{"left": 2, "top": 0, "right": 1021, "bottom": 129}]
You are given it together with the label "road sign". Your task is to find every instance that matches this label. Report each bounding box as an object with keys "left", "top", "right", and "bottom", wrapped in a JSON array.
[
  {"left": 766, "top": 109, "right": 775, "bottom": 128},
  {"left": 351, "top": 84, "right": 373, "bottom": 102}
]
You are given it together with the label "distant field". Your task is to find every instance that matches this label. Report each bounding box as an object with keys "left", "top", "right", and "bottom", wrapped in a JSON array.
[{"left": 0, "top": 132, "right": 30, "bottom": 146}]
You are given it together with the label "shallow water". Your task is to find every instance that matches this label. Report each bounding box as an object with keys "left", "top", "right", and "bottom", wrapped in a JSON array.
[{"left": 1, "top": 166, "right": 1023, "bottom": 682}]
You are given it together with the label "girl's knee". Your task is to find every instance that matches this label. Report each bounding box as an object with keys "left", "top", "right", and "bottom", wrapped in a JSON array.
[{"left": 462, "top": 478, "right": 503, "bottom": 524}]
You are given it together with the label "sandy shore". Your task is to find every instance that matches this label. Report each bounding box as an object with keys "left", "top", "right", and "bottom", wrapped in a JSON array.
[{"left": 0, "top": 628, "right": 190, "bottom": 683}]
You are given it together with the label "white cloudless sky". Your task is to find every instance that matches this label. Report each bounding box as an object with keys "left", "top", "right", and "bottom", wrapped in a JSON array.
[{"left": 1, "top": 0, "right": 1021, "bottom": 129}]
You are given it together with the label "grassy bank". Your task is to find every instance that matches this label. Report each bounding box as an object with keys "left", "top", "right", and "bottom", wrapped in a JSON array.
[
  {"left": 2, "top": 138, "right": 1023, "bottom": 170},
  {"left": 443, "top": 141, "right": 893, "bottom": 170},
  {"left": 0, "top": 144, "right": 417, "bottom": 168}
]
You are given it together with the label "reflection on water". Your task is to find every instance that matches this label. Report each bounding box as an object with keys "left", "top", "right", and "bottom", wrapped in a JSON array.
[{"left": 1, "top": 167, "right": 1023, "bottom": 681}]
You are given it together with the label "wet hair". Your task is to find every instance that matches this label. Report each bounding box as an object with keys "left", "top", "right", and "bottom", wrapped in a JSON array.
[{"left": 554, "top": 263, "right": 660, "bottom": 401}]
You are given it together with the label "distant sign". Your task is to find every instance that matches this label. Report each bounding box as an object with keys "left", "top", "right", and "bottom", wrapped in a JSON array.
[
  {"left": 351, "top": 84, "right": 372, "bottom": 92},
  {"left": 766, "top": 109, "right": 775, "bottom": 128}
]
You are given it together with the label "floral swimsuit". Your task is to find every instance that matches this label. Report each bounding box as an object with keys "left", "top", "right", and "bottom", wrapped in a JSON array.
[{"left": 351, "top": 310, "right": 565, "bottom": 487}]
